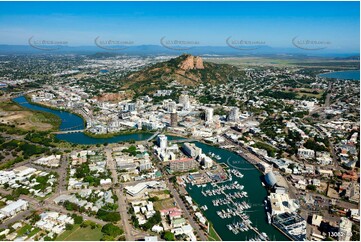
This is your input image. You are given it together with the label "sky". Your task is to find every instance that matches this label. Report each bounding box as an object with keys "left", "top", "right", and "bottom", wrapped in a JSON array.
[{"left": 0, "top": 1, "right": 359, "bottom": 52}]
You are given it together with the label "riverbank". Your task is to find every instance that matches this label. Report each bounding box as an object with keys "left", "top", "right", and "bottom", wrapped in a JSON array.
[
  {"left": 3, "top": 99, "right": 62, "bottom": 132},
  {"left": 24, "top": 94, "right": 87, "bottom": 128},
  {"left": 83, "top": 129, "right": 154, "bottom": 139}
]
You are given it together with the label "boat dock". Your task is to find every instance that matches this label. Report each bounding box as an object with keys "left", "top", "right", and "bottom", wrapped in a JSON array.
[{"left": 210, "top": 181, "right": 267, "bottom": 239}]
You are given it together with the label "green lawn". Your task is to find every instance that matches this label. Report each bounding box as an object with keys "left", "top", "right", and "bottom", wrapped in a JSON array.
[
  {"left": 55, "top": 224, "right": 103, "bottom": 241},
  {"left": 207, "top": 224, "right": 222, "bottom": 241},
  {"left": 17, "top": 224, "right": 32, "bottom": 236},
  {"left": 153, "top": 198, "right": 175, "bottom": 210}
]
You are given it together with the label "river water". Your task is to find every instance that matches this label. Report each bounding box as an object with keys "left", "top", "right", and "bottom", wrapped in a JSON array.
[{"left": 13, "top": 96, "right": 287, "bottom": 241}]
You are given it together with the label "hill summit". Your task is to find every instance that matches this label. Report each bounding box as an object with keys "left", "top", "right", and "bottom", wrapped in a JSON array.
[
  {"left": 121, "top": 54, "right": 245, "bottom": 96},
  {"left": 179, "top": 54, "right": 204, "bottom": 70}
]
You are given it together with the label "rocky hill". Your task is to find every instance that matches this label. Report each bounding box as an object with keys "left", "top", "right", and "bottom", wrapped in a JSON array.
[{"left": 121, "top": 54, "right": 245, "bottom": 95}]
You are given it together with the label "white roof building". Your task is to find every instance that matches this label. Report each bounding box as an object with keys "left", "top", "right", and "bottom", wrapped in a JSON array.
[{"left": 0, "top": 199, "right": 28, "bottom": 217}]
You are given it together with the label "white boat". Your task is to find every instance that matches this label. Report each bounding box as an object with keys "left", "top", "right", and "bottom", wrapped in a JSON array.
[
  {"left": 267, "top": 212, "right": 272, "bottom": 224},
  {"left": 261, "top": 232, "right": 270, "bottom": 241}
]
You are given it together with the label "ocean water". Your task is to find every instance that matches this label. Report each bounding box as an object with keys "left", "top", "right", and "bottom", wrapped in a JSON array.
[{"left": 319, "top": 70, "right": 360, "bottom": 80}]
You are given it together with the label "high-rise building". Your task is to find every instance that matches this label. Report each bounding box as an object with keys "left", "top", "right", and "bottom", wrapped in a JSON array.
[
  {"left": 205, "top": 107, "right": 213, "bottom": 123},
  {"left": 338, "top": 217, "right": 353, "bottom": 241},
  {"left": 167, "top": 101, "right": 177, "bottom": 112},
  {"left": 170, "top": 111, "right": 178, "bottom": 127},
  {"left": 228, "top": 107, "right": 239, "bottom": 122},
  {"left": 127, "top": 103, "right": 136, "bottom": 112},
  {"left": 179, "top": 94, "right": 189, "bottom": 104},
  {"left": 157, "top": 135, "right": 167, "bottom": 150},
  {"left": 179, "top": 94, "right": 190, "bottom": 110}
]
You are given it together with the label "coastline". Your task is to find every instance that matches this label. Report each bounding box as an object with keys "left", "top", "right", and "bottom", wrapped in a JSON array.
[{"left": 318, "top": 69, "right": 360, "bottom": 80}]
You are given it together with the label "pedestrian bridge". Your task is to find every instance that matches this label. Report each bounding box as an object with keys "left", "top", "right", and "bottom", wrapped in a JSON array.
[
  {"left": 169, "top": 139, "right": 196, "bottom": 143},
  {"left": 146, "top": 131, "right": 160, "bottom": 142},
  {"left": 52, "top": 129, "right": 84, "bottom": 134}
]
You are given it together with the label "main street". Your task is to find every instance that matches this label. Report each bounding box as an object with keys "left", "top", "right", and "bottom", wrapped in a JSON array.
[
  {"left": 105, "top": 148, "right": 134, "bottom": 241},
  {"left": 146, "top": 143, "right": 208, "bottom": 241}
]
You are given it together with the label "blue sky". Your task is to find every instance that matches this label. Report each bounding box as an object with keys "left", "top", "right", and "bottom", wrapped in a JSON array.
[{"left": 0, "top": 1, "right": 359, "bottom": 52}]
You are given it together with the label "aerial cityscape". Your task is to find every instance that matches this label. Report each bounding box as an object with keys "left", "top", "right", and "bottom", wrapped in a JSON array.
[{"left": 0, "top": 1, "right": 360, "bottom": 241}]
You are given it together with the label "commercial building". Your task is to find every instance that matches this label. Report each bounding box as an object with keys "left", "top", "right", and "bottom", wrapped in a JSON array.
[
  {"left": 170, "top": 111, "right": 178, "bottom": 127},
  {"left": 268, "top": 192, "right": 299, "bottom": 216},
  {"left": 298, "top": 148, "right": 315, "bottom": 159},
  {"left": 273, "top": 212, "right": 307, "bottom": 241},
  {"left": 167, "top": 101, "right": 177, "bottom": 112},
  {"left": 169, "top": 158, "right": 198, "bottom": 172},
  {"left": 265, "top": 171, "right": 277, "bottom": 187},
  {"left": 311, "top": 214, "right": 323, "bottom": 227},
  {"left": 182, "top": 142, "right": 202, "bottom": 159},
  {"left": 258, "top": 161, "right": 273, "bottom": 174},
  {"left": 157, "top": 135, "right": 167, "bottom": 150},
  {"left": 339, "top": 217, "right": 352, "bottom": 241},
  {"left": 125, "top": 181, "right": 161, "bottom": 196},
  {"left": 128, "top": 103, "right": 136, "bottom": 112},
  {"left": 228, "top": 107, "right": 239, "bottom": 122},
  {"left": 205, "top": 107, "right": 213, "bottom": 123},
  {"left": 179, "top": 94, "right": 190, "bottom": 110}
]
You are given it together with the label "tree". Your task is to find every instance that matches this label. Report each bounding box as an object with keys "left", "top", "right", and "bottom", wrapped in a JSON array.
[
  {"left": 101, "top": 223, "right": 123, "bottom": 237},
  {"left": 72, "top": 214, "right": 83, "bottom": 224},
  {"left": 100, "top": 235, "right": 114, "bottom": 241},
  {"left": 162, "top": 231, "right": 175, "bottom": 241},
  {"left": 65, "top": 223, "right": 74, "bottom": 230},
  {"left": 97, "top": 209, "right": 120, "bottom": 222},
  {"left": 306, "top": 185, "right": 317, "bottom": 191}
]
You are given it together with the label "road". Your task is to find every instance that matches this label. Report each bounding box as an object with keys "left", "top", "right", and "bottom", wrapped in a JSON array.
[
  {"left": 105, "top": 148, "right": 134, "bottom": 241},
  {"left": 0, "top": 210, "right": 32, "bottom": 229},
  {"left": 164, "top": 177, "right": 208, "bottom": 241},
  {"left": 57, "top": 155, "right": 68, "bottom": 194},
  {"left": 325, "top": 81, "right": 332, "bottom": 108},
  {"left": 147, "top": 143, "right": 208, "bottom": 241}
]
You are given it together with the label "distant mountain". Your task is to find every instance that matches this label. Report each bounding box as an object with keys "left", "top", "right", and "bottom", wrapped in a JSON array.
[
  {"left": 121, "top": 54, "right": 245, "bottom": 95},
  {"left": 334, "top": 55, "right": 360, "bottom": 60},
  {"left": 0, "top": 44, "right": 358, "bottom": 58}
]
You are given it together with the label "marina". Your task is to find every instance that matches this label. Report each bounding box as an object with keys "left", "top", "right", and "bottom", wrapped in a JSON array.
[{"left": 185, "top": 142, "right": 288, "bottom": 241}]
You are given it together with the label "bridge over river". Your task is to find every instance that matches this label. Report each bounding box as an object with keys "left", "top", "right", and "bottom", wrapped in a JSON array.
[{"left": 52, "top": 129, "right": 85, "bottom": 134}]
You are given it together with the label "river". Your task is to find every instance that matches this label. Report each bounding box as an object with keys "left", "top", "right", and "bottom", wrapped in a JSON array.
[{"left": 13, "top": 95, "right": 287, "bottom": 241}]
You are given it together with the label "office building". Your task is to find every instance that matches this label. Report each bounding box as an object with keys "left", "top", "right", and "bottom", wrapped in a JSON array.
[
  {"left": 228, "top": 107, "right": 239, "bottom": 122},
  {"left": 157, "top": 135, "right": 167, "bottom": 150},
  {"left": 205, "top": 107, "right": 213, "bottom": 123}
]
